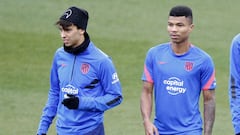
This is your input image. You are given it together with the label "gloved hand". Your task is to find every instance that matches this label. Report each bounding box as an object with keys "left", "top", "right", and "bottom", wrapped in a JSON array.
[
  {"left": 62, "top": 94, "right": 79, "bottom": 109},
  {"left": 236, "top": 133, "right": 240, "bottom": 135},
  {"left": 37, "top": 134, "right": 46, "bottom": 135}
]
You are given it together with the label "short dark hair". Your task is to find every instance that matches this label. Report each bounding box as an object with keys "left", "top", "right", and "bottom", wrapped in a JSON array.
[{"left": 169, "top": 5, "right": 193, "bottom": 24}]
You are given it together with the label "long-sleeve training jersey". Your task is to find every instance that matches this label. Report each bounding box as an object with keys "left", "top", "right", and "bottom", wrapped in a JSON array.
[
  {"left": 37, "top": 42, "right": 123, "bottom": 135},
  {"left": 142, "top": 43, "right": 216, "bottom": 134},
  {"left": 229, "top": 33, "right": 240, "bottom": 134}
]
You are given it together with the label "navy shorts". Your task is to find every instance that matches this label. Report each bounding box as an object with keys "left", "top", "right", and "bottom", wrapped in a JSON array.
[{"left": 57, "top": 123, "right": 105, "bottom": 135}]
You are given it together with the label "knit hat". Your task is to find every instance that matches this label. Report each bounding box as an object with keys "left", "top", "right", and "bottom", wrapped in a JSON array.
[{"left": 60, "top": 6, "right": 89, "bottom": 30}]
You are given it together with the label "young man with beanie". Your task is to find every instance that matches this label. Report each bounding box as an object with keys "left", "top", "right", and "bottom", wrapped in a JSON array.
[
  {"left": 140, "top": 5, "right": 216, "bottom": 135},
  {"left": 37, "top": 6, "right": 123, "bottom": 135}
]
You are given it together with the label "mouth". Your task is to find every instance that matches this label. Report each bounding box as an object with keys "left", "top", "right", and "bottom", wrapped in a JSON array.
[
  {"left": 170, "top": 34, "right": 179, "bottom": 39},
  {"left": 63, "top": 39, "right": 69, "bottom": 44}
]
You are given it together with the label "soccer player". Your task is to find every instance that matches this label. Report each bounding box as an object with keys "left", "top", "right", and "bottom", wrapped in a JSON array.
[
  {"left": 140, "top": 5, "right": 216, "bottom": 135},
  {"left": 36, "top": 6, "right": 123, "bottom": 135},
  {"left": 229, "top": 33, "right": 240, "bottom": 135}
]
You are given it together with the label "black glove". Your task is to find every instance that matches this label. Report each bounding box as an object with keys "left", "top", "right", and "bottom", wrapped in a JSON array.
[
  {"left": 236, "top": 133, "right": 240, "bottom": 135},
  {"left": 37, "top": 134, "right": 46, "bottom": 135},
  {"left": 62, "top": 94, "right": 79, "bottom": 109}
]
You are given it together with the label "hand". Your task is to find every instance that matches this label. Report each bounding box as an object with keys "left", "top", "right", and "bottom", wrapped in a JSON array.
[
  {"left": 37, "top": 134, "right": 46, "bottom": 135},
  {"left": 143, "top": 120, "right": 159, "bottom": 135},
  {"left": 62, "top": 94, "right": 79, "bottom": 109},
  {"left": 236, "top": 133, "right": 240, "bottom": 135}
]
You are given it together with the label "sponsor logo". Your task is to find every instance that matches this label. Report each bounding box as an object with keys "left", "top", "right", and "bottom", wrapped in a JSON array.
[
  {"left": 61, "top": 84, "right": 78, "bottom": 95},
  {"left": 163, "top": 77, "right": 186, "bottom": 95},
  {"left": 112, "top": 72, "right": 119, "bottom": 84},
  {"left": 81, "top": 63, "right": 90, "bottom": 74}
]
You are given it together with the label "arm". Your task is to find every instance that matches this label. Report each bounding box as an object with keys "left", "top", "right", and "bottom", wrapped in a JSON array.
[
  {"left": 37, "top": 55, "right": 60, "bottom": 134},
  {"left": 140, "top": 81, "right": 158, "bottom": 135},
  {"left": 203, "top": 90, "right": 215, "bottom": 135},
  {"left": 78, "top": 58, "right": 123, "bottom": 111}
]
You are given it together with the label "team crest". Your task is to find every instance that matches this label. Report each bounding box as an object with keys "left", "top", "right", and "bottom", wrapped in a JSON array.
[
  {"left": 81, "top": 63, "right": 90, "bottom": 74},
  {"left": 184, "top": 61, "right": 193, "bottom": 71}
]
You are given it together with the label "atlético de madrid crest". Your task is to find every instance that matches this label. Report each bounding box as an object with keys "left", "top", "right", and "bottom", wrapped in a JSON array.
[
  {"left": 184, "top": 61, "right": 193, "bottom": 71},
  {"left": 81, "top": 63, "right": 90, "bottom": 74}
]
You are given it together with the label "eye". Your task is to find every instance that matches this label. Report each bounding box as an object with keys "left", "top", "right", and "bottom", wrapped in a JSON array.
[
  {"left": 65, "top": 28, "right": 72, "bottom": 32},
  {"left": 177, "top": 23, "right": 184, "bottom": 27},
  {"left": 168, "top": 23, "right": 174, "bottom": 27}
]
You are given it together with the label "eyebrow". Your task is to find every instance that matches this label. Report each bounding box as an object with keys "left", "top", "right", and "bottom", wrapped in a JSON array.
[{"left": 168, "top": 21, "right": 185, "bottom": 24}]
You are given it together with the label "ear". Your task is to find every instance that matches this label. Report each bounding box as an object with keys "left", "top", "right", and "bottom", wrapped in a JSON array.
[
  {"left": 79, "top": 29, "right": 85, "bottom": 35},
  {"left": 189, "top": 24, "right": 194, "bottom": 32}
]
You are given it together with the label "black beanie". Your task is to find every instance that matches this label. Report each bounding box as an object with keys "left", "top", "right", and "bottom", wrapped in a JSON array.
[{"left": 60, "top": 6, "right": 89, "bottom": 30}]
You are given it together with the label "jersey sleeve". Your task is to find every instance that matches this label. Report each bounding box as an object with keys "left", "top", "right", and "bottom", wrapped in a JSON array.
[
  {"left": 141, "top": 49, "right": 154, "bottom": 83},
  {"left": 78, "top": 57, "right": 123, "bottom": 111},
  {"left": 200, "top": 54, "right": 216, "bottom": 90},
  {"left": 229, "top": 34, "right": 240, "bottom": 134},
  {"left": 37, "top": 53, "right": 60, "bottom": 134}
]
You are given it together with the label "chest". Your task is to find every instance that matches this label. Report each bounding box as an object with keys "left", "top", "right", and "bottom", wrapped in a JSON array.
[
  {"left": 152, "top": 53, "right": 203, "bottom": 79},
  {"left": 57, "top": 56, "right": 99, "bottom": 88}
]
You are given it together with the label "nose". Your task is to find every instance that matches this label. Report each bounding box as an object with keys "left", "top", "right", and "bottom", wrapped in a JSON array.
[
  {"left": 171, "top": 25, "right": 178, "bottom": 32},
  {"left": 60, "top": 31, "right": 66, "bottom": 38}
]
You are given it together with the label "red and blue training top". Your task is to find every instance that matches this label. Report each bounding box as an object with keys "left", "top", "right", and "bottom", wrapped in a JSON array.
[{"left": 142, "top": 42, "right": 216, "bottom": 134}]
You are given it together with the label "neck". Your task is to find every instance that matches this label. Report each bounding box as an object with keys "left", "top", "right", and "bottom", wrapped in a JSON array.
[
  {"left": 171, "top": 41, "right": 191, "bottom": 55},
  {"left": 73, "top": 34, "right": 85, "bottom": 48},
  {"left": 64, "top": 32, "right": 90, "bottom": 55}
]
